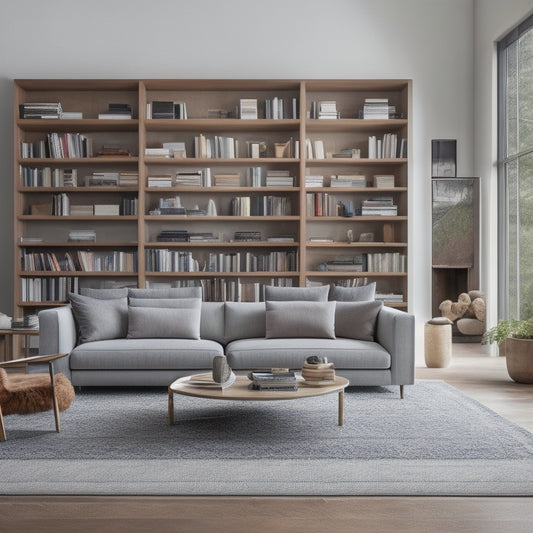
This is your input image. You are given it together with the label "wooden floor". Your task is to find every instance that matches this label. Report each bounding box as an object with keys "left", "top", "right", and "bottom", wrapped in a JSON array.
[{"left": 1, "top": 344, "right": 532, "bottom": 533}]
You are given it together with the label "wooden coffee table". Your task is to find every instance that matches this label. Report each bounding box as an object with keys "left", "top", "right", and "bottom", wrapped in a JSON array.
[{"left": 168, "top": 374, "right": 349, "bottom": 426}]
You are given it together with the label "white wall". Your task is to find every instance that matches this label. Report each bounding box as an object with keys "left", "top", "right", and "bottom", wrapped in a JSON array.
[
  {"left": 0, "top": 0, "right": 484, "bottom": 360},
  {"left": 473, "top": 0, "right": 533, "bottom": 341}
]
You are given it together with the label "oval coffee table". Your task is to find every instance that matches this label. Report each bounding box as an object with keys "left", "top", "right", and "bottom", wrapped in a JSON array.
[{"left": 168, "top": 374, "right": 349, "bottom": 426}]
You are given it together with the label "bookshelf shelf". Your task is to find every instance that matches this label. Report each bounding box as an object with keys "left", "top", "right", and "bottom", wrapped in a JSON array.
[
  {"left": 13, "top": 78, "right": 409, "bottom": 312},
  {"left": 17, "top": 119, "right": 139, "bottom": 133}
]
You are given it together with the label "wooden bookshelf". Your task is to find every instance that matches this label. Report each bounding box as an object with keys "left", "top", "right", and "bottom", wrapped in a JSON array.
[{"left": 13, "top": 78, "right": 410, "bottom": 314}]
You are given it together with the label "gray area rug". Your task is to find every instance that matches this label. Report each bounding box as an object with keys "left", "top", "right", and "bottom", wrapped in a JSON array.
[{"left": 1, "top": 380, "right": 532, "bottom": 496}]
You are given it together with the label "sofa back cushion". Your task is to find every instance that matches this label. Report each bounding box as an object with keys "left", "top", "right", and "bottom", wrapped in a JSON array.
[
  {"left": 225, "top": 302, "right": 266, "bottom": 342},
  {"left": 69, "top": 293, "right": 128, "bottom": 343},
  {"left": 329, "top": 282, "right": 376, "bottom": 301},
  {"left": 127, "top": 298, "right": 201, "bottom": 339},
  {"left": 128, "top": 287, "right": 202, "bottom": 299},
  {"left": 335, "top": 300, "right": 383, "bottom": 341},
  {"left": 265, "top": 300, "right": 336, "bottom": 339},
  {"left": 264, "top": 285, "right": 329, "bottom": 301}
]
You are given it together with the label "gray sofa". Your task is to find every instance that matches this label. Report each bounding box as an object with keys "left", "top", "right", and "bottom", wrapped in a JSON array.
[{"left": 38, "top": 286, "right": 415, "bottom": 396}]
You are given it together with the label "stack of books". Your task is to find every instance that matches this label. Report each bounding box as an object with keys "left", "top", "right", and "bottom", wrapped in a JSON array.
[
  {"left": 214, "top": 173, "right": 240, "bottom": 187},
  {"left": 156, "top": 230, "right": 189, "bottom": 242},
  {"left": 234, "top": 231, "right": 262, "bottom": 242},
  {"left": 325, "top": 255, "right": 366, "bottom": 272},
  {"left": 145, "top": 148, "right": 172, "bottom": 158},
  {"left": 361, "top": 197, "right": 398, "bottom": 216},
  {"left": 331, "top": 148, "right": 361, "bottom": 158},
  {"left": 305, "top": 175, "right": 324, "bottom": 188},
  {"left": 98, "top": 103, "right": 132, "bottom": 119},
  {"left": 148, "top": 101, "right": 187, "bottom": 119},
  {"left": 310, "top": 100, "right": 339, "bottom": 119},
  {"left": 85, "top": 172, "right": 119, "bottom": 187},
  {"left": 265, "top": 170, "right": 294, "bottom": 187},
  {"left": 19, "top": 102, "right": 62, "bottom": 119},
  {"left": 362, "top": 98, "right": 390, "bottom": 119},
  {"left": 248, "top": 371, "right": 298, "bottom": 391},
  {"left": 118, "top": 172, "right": 139, "bottom": 187},
  {"left": 330, "top": 175, "right": 367, "bottom": 188},
  {"left": 301, "top": 360, "right": 335, "bottom": 385},
  {"left": 11, "top": 314, "right": 39, "bottom": 329},
  {"left": 373, "top": 174, "right": 395, "bottom": 188},
  {"left": 70, "top": 205, "right": 93, "bottom": 216},
  {"left": 147, "top": 175, "right": 173, "bottom": 187}
]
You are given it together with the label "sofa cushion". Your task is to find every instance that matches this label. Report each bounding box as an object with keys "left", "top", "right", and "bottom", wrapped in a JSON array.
[
  {"left": 70, "top": 338, "right": 223, "bottom": 370},
  {"left": 127, "top": 299, "right": 201, "bottom": 339},
  {"left": 335, "top": 300, "right": 383, "bottom": 341},
  {"left": 329, "top": 282, "right": 376, "bottom": 301},
  {"left": 80, "top": 287, "right": 128, "bottom": 299},
  {"left": 265, "top": 301, "right": 336, "bottom": 339},
  {"left": 200, "top": 302, "right": 225, "bottom": 343},
  {"left": 69, "top": 293, "right": 128, "bottom": 343},
  {"left": 128, "top": 287, "right": 202, "bottom": 299},
  {"left": 264, "top": 285, "right": 328, "bottom": 301},
  {"left": 225, "top": 337, "right": 391, "bottom": 370},
  {"left": 225, "top": 302, "right": 266, "bottom": 342}
]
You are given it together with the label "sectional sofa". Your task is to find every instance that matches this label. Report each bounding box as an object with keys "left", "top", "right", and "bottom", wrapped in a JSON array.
[{"left": 38, "top": 285, "right": 415, "bottom": 396}]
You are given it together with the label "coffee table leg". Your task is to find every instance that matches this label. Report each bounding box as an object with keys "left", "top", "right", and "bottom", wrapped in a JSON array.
[
  {"left": 168, "top": 388, "right": 174, "bottom": 425},
  {"left": 338, "top": 389, "right": 344, "bottom": 426}
]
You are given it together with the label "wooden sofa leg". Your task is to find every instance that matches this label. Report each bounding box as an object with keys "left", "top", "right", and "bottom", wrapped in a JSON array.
[
  {"left": 400, "top": 385, "right": 404, "bottom": 399},
  {"left": 0, "top": 404, "right": 6, "bottom": 441}
]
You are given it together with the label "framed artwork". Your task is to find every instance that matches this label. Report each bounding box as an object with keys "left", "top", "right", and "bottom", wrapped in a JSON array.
[{"left": 431, "top": 139, "right": 457, "bottom": 177}]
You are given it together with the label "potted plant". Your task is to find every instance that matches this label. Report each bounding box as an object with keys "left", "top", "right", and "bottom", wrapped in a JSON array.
[{"left": 483, "top": 317, "right": 533, "bottom": 384}]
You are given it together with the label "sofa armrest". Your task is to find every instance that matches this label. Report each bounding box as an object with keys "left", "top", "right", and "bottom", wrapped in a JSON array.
[
  {"left": 375, "top": 306, "right": 415, "bottom": 386},
  {"left": 38, "top": 306, "right": 77, "bottom": 379}
]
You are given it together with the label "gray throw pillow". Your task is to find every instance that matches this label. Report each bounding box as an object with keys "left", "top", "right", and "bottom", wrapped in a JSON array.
[
  {"left": 225, "top": 302, "right": 266, "bottom": 341},
  {"left": 128, "top": 287, "right": 202, "bottom": 299},
  {"left": 335, "top": 300, "right": 383, "bottom": 341},
  {"left": 129, "top": 297, "right": 199, "bottom": 308},
  {"left": 264, "top": 285, "right": 329, "bottom": 301},
  {"left": 80, "top": 287, "right": 128, "bottom": 299},
  {"left": 127, "top": 299, "right": 201, "bottom": 339},
  {"left": 69, "top": 293, "right": 128, "bottom": 343},
  {"left": 329, "top": 282, "right": 376, "bottom": 302},
  {"left": 265, "top": 300, "right": 336, "bottom": 339}
]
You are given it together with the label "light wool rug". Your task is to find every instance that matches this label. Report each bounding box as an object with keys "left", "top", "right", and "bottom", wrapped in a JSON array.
[{"left": 1, "top": 380, "right": 532, "bottom": 495}]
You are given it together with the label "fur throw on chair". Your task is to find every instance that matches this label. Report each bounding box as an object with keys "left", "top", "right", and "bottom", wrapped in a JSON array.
[{"left": 0, "top": 369, "right": 75, "bottom": 416}]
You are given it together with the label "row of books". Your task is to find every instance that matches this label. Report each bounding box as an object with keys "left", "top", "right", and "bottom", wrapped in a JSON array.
[
  {"left": 85, "top": 172, "right": 139, "bottom": 187},
  {"left": 21, "top": 167, "right": 78, "bottom": 187},
  {"left": 206, "top": 251, "right": 298, "bottom": 273},
  {"left": 230, "top": 196, "right": 292, "bottom": 216},
  {"left": 366, "top": 252, "right": 406, "bottom": 273},
  {"left": 21, "top": 276, "right": 79, "bottom": 302},
  {"left": 145, "top": 250, "right": 200, "bottom": 272},
  {"left": 30, "top": 195, "right": 137, "bottom": 216},
  {"left": 361, "top": 197, "right": 398, "bottom": 216},
  {"left": 368, "top": 134, "right": 407, "bottom": 159},
  {"left": 144, "top": 278, "right": 294, "bottom": 303},
  {"left": 21, "top": 250, "right": 138, "bottom": 273},
  {"left": 21, "top": 133, "right": 93, "bottom": 159},
  {"left": 265, "top": 97, "right": 299, "bottom": 119}
]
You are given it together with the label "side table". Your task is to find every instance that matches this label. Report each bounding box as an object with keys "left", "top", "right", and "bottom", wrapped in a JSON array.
[{"left": 0, "top": 328, "right": 39, "bottom": 362}]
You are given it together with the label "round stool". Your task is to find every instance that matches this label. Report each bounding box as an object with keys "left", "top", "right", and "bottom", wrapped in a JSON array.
[{"left": 424, "top": 317, "right": 453, "bottom": 368}]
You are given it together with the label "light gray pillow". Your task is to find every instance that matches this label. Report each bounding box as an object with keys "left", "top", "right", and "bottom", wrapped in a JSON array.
[
  {"left": 128, "top": 287, "right": 201, "bottom": 299},
  {"left": 129, "top": 297, "right": 199, "bottom": 308},
  {"left": 264, "top": 285, "right": 329, "bottom": 302},
  {"left": 265, "top": 301, "right": 336, "bottom": 339},
  {"left": 329, "top": 282, "right": 376, "bottom": 302},
  {"left": 225, "top": 302, "right": 266, "bottom": 341},
  {"left": 69, "top": 293, "right": 128, "bottom": 343},
  {"left": 127, "top": 299, "right": 201, "bottom": 339},
  {"left": 335, "top": 300, "right": 383, "bottom": 341},
  {"left": 80, "top": 287, "right": 128, "bottom": 299}
]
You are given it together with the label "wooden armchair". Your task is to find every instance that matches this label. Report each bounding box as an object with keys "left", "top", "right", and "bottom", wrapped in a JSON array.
[{"left": 0, "top": 353, "right": 74, "bottom": 441}]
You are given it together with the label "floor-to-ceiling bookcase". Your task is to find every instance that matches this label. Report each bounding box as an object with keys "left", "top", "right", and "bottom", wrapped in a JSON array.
[{"left": 13, "top": 78, "right": 410, "bottom": 320}]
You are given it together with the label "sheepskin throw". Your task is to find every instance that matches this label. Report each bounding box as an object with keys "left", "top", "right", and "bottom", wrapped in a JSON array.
[{"left": 0, "top": 369, "right": 75, "bottom": 415}]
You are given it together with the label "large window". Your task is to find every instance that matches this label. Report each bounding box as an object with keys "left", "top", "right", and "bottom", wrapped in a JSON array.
[{"left": 498, "top": 13, "right": 533, "bottom": 320}]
